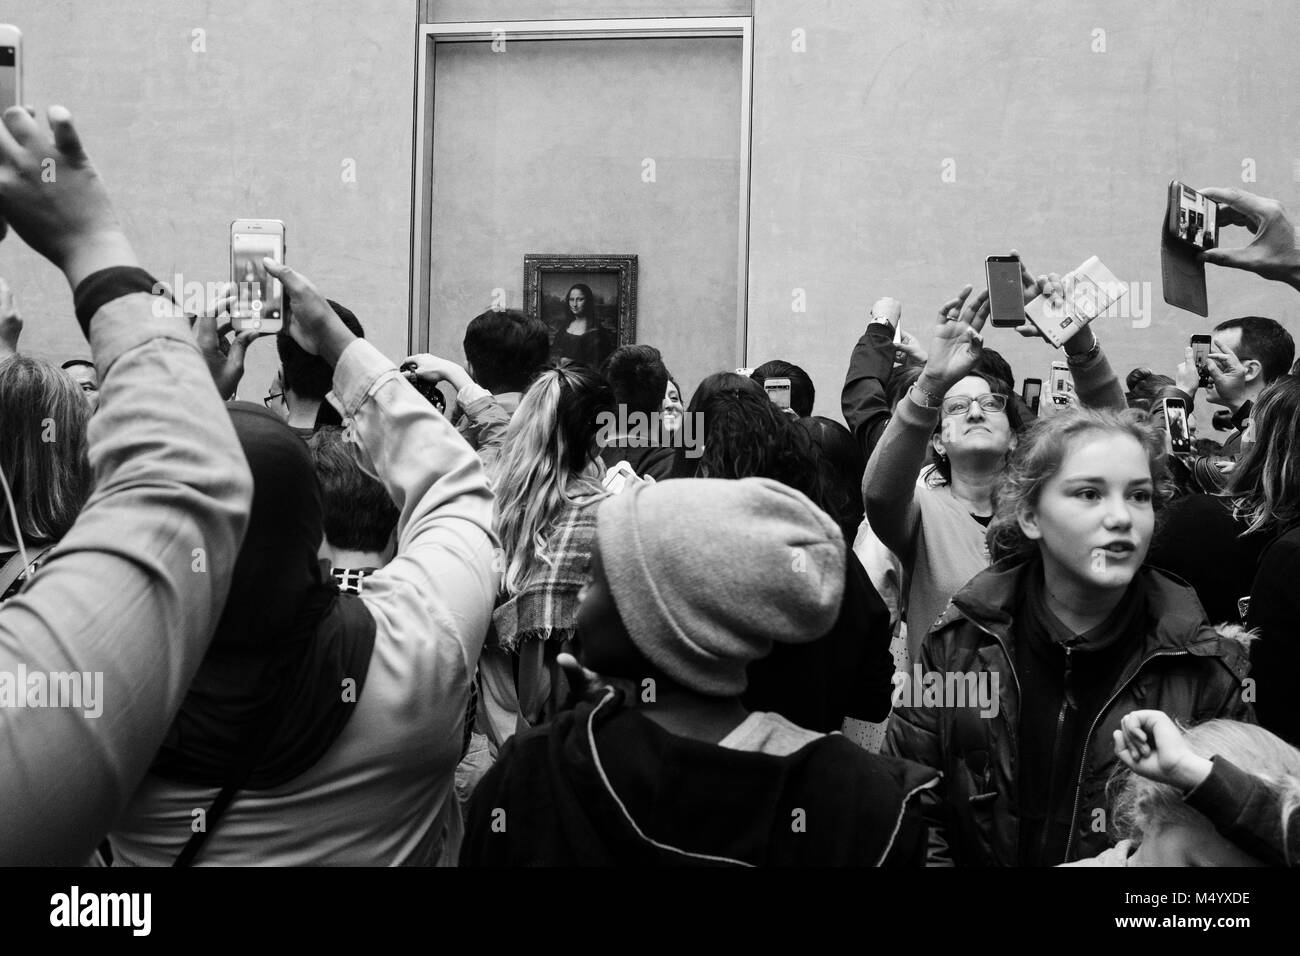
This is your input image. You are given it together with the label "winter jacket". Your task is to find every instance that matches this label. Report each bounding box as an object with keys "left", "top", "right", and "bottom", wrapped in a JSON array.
[
  {"left": 462, "top": 688, "right": 940, "bottom": 866},
  {"left": 1246, "top": 521, "right": 1300, "bottom": 746},
  {"left": 883, "top": 557, "right": 1254, "bottom": 866}
]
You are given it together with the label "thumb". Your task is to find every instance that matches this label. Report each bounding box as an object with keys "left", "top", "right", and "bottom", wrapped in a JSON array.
[
  {"left": 261, "top": 257, "right": 310, "bottom": 298},
  {"left": 1199, "top": 246, "right": 1247, "bottom": 269}
]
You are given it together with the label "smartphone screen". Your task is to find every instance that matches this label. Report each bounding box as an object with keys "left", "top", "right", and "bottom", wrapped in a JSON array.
[
  {"left": 1021, "top": 378, "right": 1042, "bottom": 414},
  {"left": 1050, "top": 363, "right": 1073, "bottom": 397},
  {"left": 1191, "top": 334, "right": 1212, "bottom": 388},
  {"left": 1170, "top": 182, "right": 1218, "bottom": 250},
  {"left": 0, "top": 39, "right": 18, "bottom": 108},
  {"left": 231, "top": 223, "right": 284, "bottom": 328},
  {"left": 986, "top": 256, "right": 1024, "bottom": 327},
  {"left": 764, "top": 377, "right": 792, "bottom": 409},
  {"left": 1164, "top": 399, "right": 1192, "bottom": 456}
]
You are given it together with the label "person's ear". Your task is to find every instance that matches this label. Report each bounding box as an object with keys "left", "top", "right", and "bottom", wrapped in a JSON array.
[
  {"left": 1242, "top": 358, "right": 1264, "bottom": 385},
  {"left": 1007, "top": 430, "right": 1019, "bottom": 454},
  {"left": 931, "top": 431, "right": 948, "bottom": 459},
  {"left": 1017, "top": 502, "right": 1042, "bottom": 541}
]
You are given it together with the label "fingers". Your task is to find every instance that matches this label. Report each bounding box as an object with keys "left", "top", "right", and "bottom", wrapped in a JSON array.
[
  {"left": 46, "top": 106, "right": 88, "bottom": 164},
  {"left": 937, "top": 285, "right": 974, "bottom": 323},
  {"left": 965, "top": 288, "right": 991, "bottom": 332},
  {"left": 1197, "top": 186, "right": 1260, "bottom": 229},
  {"left": 0, "top": 105, "right": 41, "bottom": 150},
  {"left": 191, "top": 312, "right": 219, "bottom": 352}
]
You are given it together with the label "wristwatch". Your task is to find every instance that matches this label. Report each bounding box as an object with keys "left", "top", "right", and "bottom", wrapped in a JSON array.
[{"left": 1066, "top": 334, "right": 1102, "bottom": 367}]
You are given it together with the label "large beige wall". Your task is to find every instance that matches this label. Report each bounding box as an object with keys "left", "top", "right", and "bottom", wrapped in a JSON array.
[
  {"left": 6, "top": 0, "right": 1299, "bottom": 423},
  {"left": 747, "top": 0, "right": 1300, "bottom": 420},
  {"left": 0, "top": 0, "right": 418, "bottom": 404}
]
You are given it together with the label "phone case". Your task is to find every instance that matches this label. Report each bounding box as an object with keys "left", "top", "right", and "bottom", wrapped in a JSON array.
[
  {"left": 1023, "top": 257, "right": 1126, "bottom": 347},
  {"left": 1161, "top": 213, "right": 1209, "bottom": 316}
]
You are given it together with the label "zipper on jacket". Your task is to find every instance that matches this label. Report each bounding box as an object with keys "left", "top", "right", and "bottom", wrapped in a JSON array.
[
  {"left": 1037, "top": 645, "right": 1074, "bottom": 864},
  {"left": 1062, "top": 648, "right": 1191, "bottom": 863}
]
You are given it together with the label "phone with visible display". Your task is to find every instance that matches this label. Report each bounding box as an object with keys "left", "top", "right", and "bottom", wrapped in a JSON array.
[
  {"left": 1050, "top": 361, "right": 1073, "bottom": 399},
  {"left": 986, "top": 255, "right": 1025, "bottom": 327},
  {"left": 764, "top": 377, "right": 792, "bottom": 410},
  {"left": 1163, "top": 397, "right": 1192, "bottom": 457},
  {"left": 230, "top": 220, "right": 285, "bottom": 333},
  {"left": 1021, "top": 378, "right": 1042, "bottom": 416},
  {"left": 1167, "top": 182, "right": 1219, "bottom": 251},
  {"left": 1190, "top": 334, "right": 1213, "bottom": 389},
  {"left": 0, "top": 26, "right": 21, "bottom": 109}
]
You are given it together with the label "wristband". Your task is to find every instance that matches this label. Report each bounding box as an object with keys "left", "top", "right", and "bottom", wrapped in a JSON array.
[
  {"left": 910, "top": 381, "right": 943, "bottom": 409},
  {"left": 1066, "top": 335, "right": 1102, "bottom": 367}
]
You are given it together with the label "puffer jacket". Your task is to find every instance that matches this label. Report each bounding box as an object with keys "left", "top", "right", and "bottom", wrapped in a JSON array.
[{"left": 883, "top": 556, "right": 1253, "bottom": 866}]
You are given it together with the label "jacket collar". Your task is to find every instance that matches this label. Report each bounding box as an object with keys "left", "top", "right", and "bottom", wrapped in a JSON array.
[{"left": 942, "top": 555, "right": 1247, "bottom": 670}]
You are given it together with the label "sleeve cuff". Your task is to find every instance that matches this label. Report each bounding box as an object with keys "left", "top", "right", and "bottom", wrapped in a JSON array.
[
  {"left": 327, "top": 339, "right": 401, "bottom": 419},
  {"left": 74, "top": 267, "right": 163, "bottom": 337},
  {"left": 456, "top": 381, "right": 492, "bottom": 407}
]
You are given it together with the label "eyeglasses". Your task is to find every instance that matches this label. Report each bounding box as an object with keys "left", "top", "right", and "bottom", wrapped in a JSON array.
[
  {"left": 264, "top": 381, "right": 284, "bottom": 408},
  {"left": 941, "top": 393, "right": 1009, "bottom": 417}
]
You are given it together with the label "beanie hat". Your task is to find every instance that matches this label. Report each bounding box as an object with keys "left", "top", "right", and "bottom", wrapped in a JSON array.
[{"left": 595, "top": 476, "right": 845, "bottom": 696}]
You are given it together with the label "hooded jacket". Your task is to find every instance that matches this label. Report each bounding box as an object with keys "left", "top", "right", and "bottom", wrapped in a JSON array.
[
  {"left": 883, "top": 557, "right": 1253, "bottom": 867},
  {"left": 461, "top": 688, "right": 940, "bottom": 866}
]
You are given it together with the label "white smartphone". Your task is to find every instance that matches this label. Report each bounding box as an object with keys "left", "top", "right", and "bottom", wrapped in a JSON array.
[
  {"left": 764, "top": 377, "right": 792, "bottom": 410},
  {"left": 1050, "top": 361, "right": 1073, "bottom": 406},
  {"left": 0, "top": 26, "right": 21, "bottom": 109},
  {"left": 602, "top": 459, "right": 639, "bottom": 495},
  {"left": 230, "top": 219, "right": 285, "bottom": 333}
]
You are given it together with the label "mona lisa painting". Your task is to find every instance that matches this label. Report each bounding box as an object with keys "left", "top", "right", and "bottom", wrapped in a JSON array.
[{"left": 523, "top": 254, "right": 638, "bottom": 370}]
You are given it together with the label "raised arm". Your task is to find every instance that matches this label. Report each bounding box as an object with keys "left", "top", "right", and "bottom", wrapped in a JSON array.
[{"left": 0, "top": 107, "right": 253, "bottom": 864}]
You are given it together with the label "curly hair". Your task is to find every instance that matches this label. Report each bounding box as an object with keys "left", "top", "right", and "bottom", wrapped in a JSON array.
[{"left": 985, "top": 407, "right": 1171, "bottom": 562}]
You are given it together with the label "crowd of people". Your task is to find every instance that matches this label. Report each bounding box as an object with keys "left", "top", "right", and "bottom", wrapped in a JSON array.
[{"left": 1, "top": 103, "right": 1298, "bottom": 867}]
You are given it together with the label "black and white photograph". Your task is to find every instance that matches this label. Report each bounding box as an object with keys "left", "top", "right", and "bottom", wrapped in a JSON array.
[{"left": 0, "top": 0, "right": 1295, "bottom": 938}]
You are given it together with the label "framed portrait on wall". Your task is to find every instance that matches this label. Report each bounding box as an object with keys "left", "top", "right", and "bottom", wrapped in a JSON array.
[{"left": 524, "top": 254, "right": 638, "bottom": 369}]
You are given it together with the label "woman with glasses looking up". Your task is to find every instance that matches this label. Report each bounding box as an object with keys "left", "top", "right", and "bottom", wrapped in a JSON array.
[{"left": 863, "top": 279, "right": 1125, "bottom": 664}]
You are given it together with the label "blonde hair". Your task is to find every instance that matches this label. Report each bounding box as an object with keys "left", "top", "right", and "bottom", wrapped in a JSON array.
[
  {"left": 1110, "top": 719, "right": 1300, "bottom": 863},
  {"left": 490, "top": 364, "right": 612, "bottom": 595}
]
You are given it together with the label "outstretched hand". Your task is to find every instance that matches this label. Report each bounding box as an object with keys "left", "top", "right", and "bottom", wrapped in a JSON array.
[
  {"left": 919, "top": 285, "right": 986, "bottom": 391},
  {"left": 190, "top": 311, "right": 260, "bottom": 400},
  {"left": 262, "top": 259, "right": 356, "bottom": 367},
  {"left": 0, "top": 106, "right": 137, "bottom": 287},
  {"left": 1199, "top": 187, "right": 1300, "bottom": 289}
]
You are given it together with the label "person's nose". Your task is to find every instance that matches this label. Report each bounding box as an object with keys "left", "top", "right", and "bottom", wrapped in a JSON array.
[
  {"left": 1101, "top": 492, "right": 1133, "bottom": 531},
  {"left": 965, "top": 400, "right": 986, "bottom": 422}
]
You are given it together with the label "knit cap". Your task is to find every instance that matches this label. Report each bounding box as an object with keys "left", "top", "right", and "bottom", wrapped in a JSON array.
[{"left": 595, "top": 476, "right": 845, "bottom": 696}]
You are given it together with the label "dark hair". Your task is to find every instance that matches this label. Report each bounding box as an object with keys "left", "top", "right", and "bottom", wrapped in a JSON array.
[
  {"left": 463, "top": 308, "right": 551, "bottom": 394},
  {"left": 1225, "top": 376, "right": 1300, "bottom": 534},
  {"left": 278, "top": 300, "right": 365, "bottom": 399},
  {"left": 1125, "top": 367, "right": 1176, "bottom": 411},
  {"left": 974, "top": 348, "right": 1015, "bottom": 392},
  {"left": 601, "top": 344, "right": 670, "bottom": 418},
  {"left": 798, "top": 416, "right": 865, "bottom": 540},
  {"left": 308, "top": 426, "right": 398, "bottom": 554},
  {"left": 674, "top": 372, "right": 828, "bottom": 509},
  {"left": 0, "top": 356, "right": 93, "bottom": 546},
  {"left": 928, "top": 372, "right": 1023, "bottom": 484},
  {"left": 1214, "top": 316, "right": 1295, "bottom": 384},
  {"left": 750, "top": 360, "right": 815, "bottom": 417}
]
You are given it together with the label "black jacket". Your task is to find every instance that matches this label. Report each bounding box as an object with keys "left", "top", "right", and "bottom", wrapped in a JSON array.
[
  {"left": 1247, "top": 522, "right": 1300, "bottom": 746},
  {"left": 884, "top": 557, "right": 1254, "bottom": 866},
  {"left": 461, "top": 689, "right": 939, "bottom": 866}
]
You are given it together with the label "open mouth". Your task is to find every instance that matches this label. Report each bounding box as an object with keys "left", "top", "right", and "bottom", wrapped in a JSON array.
[{"left": 1099, "top": 542, "right": 1136, "bottom": 557}]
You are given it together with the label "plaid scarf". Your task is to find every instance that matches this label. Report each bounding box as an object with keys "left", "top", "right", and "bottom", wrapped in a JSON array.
[{"left": 492, "top": 502, "right": 599, "bottom": 653}]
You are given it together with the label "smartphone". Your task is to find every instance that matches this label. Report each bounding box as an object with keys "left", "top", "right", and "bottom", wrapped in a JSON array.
[
  {"left": 986, "top": 255, "right": 1025, "bottom": 327},
  {"left": 1163, "top": 397, "right": 1192, "bottom": 457},
  {"left": 734, "top": 367, "right": 754, "bottom": 377},
  {"left": 1021, "top": 378, "right": 1043, "bottom": 416},
  {"left": 1190, "top": 333, "right": 1213, "bottom": 389},
  {"left": 1167, "top": 181, "right": 1218, "bottom": 251},
  {"left": 602, "top": 459, "right": 639, "bottom": 495},
  {"left": 230, "top": 219, "right": 285, "bottom": 333},
  {"left": 0, "top": 25, "right": 21, "bottom": 109},
  {"left": 764, "top": 377, "right": 792, "bottom": 409},
  {"left": 1050, "top": 361, "right": 1073, "bottom": 399}
]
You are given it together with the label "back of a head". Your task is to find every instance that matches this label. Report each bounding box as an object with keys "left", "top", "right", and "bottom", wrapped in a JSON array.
[
  {"left": 750, "top": 359, "right": 815, "bottom": 417},
  {"left": 798, "top": 415, "right": 865, "bottom": 535},
  {"left": 278, "top": 300, "right": 365, "bottom": 400},
  {"left": 1112, "top": 719, "right": 1300, "bottom": 856},
  {"left": 601, "top": 344, "right": 670, "bottom": 418},
  {"left": 463, "top": 308, "right": 551, "bottom": 394},
  {"left": 492, "top": 362, "right": 615, "bottom": 593},
  {"left": 676, "top": 373, "right": 828, "bottom": 510},
  {"left": 595, "top": 476, "right": 846, "bottom": 695},
  {"left": 1215, "top": 316, "right": 1295, "bottom": 384},
  {"left": 308, "top": 426, "right": 398, "bottom": 556},
  {"left": 0, "top": 355, "right": 92, "bottom": 547},
  {"left": 974, "top": 347, "right": 1015, "bottom": 392}
]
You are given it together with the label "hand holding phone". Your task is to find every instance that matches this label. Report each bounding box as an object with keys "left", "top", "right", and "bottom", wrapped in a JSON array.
[
  {"left": 1190, "top": 334, "right": 1212, "bottom": 389},
  {"left": 1198, "top": 187, "right": 1300, "bottom": 289},
  {"left": 602, "top": 459, "right": 641, "bottom": 495},
  {"left": 986, "top": 255, "right": 1026, "bottom": 328},
  {"left": 1162, "top": 397, "right": 1192, "bottom": 458},
  {"left": 231, "top": 219, "right": 285, "bottom": 333}
]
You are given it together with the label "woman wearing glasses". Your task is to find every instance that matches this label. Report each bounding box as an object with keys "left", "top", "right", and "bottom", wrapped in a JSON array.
[{"left": 863, "top": 280, "right": 1125, "bottom": 665}]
